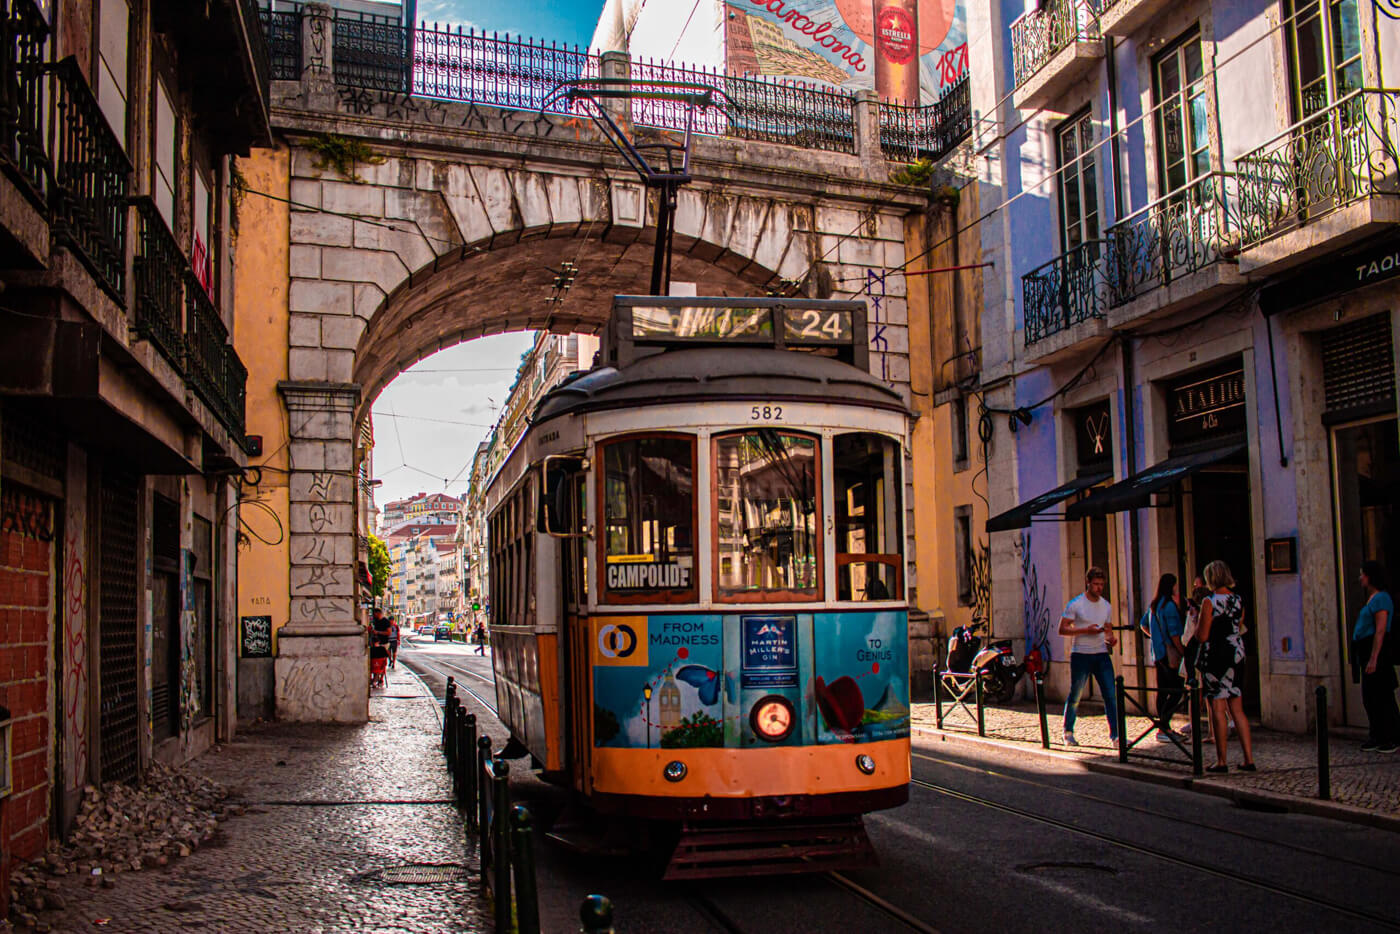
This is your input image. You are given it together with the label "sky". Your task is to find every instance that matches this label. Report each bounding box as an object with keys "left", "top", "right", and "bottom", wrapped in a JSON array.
[
  {"left": 369, "top": 2, "right": 605, "bottom": 513},
  {"left": 412, "top": 0, "right": 607, "bottom": 46},
  {"left": 370, "top": 334, "right": 534, "bottom": 509}
]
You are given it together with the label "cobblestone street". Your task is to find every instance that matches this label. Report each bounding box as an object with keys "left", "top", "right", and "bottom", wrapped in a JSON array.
[
  {"left": 14, "top": 668, "right": 485, "bottom": 934},
  {"left": 913, "top": 699, "right": 1400, "bottom": 816}
]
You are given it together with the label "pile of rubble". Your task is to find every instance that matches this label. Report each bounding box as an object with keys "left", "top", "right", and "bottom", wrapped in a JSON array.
[{"left": 7, "top": 762, "right": 242, "bottom": 932}]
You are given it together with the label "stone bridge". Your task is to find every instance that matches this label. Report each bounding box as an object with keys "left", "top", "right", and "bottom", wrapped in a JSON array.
[{"left": 245, "top": 3, "right": 957, "bottom": 720}]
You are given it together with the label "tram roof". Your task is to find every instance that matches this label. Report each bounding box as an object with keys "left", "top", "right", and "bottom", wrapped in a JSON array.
[{"left": 533, "top": 346, "right": 909, "bottom": 423}]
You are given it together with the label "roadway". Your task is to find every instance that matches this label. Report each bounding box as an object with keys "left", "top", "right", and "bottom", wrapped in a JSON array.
[{"left": 400, "top": 636, "right": 1400, "bottom": 933}]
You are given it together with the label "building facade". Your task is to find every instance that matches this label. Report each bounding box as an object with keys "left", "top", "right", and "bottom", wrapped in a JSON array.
[
  {"left": 0, "top": 0, "right": 266, "bottom": 911},
  {"left": 970, "top": 0, "right": 1399, "bottom": 729}
]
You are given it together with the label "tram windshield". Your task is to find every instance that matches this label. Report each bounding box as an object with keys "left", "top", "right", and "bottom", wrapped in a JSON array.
[
  {"left": 714, "top": 430, "right": 820, "bottom": 600},
  {"left": 600, "top": 436, "right": 696, "bottom": 602},
  {"left": 834, "top": 433, "right": 903, "bottom": 601}
]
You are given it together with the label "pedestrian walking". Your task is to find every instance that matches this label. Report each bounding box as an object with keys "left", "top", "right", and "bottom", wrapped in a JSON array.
[
  {"left": 1353, "top": 560, "right": 1399, "bottom": 753},
  {"left": 387, "top": 617, "right": 400, "bottom": 669},
  {"left": 473, "top": 623, "right": 488, "bottom": 655},
  {"left": 1195, "top": 560, "right": 1255, "bottom": 773},
  {"left": 1142, "top": 573, "right": 1185, "bottom": 741},
  {"left": 1059, "top": 566, "right": 1119, "bottom": 747}
]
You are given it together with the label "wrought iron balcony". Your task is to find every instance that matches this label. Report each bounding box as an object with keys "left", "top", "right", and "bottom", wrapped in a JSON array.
[
  {"left": 1022, "top": 240, "right": 1109, "bottom": 347},
  {"left": 1010, "top": 0, "right": 1100, "bottom": 91},
  {"left": 415, "top": 23, "right": 598, "bottom": 114},
  {"left": 1104, "top": 172, "right": 1240, "bottom": 306},
  {"left": 259, "top": 4, "right": 303, "bottom": 79},
  {"left": 1235, "top": 88, "right": 1400, "bottom": 249},
  {"left": 48, "top": 57, "right": 131, "bottom": 303},
  {"left": 335, "top": 6, "right": 411, "bottom": 92},
  {"left": 0, "top": 0, "right": 50, "bottom": 211},
  {"left": 184, "top": 274, "right": 247, "bottom": 439},
  {"left": 130, "top": 198, "right": 186, "bottom": 370},
  {"left": 879, "top": 75, "right": 972, "bottom": 163}
]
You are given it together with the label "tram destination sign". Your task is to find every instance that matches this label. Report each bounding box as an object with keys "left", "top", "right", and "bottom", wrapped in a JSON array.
[{"left": 626, "top": 303, "right": 854, "bottom": 344}]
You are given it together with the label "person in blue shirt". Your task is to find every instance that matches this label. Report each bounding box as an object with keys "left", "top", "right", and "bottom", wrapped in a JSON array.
[
  {"left": 1144, "top": 574, "right": 1185, "bottom": 742},
  {"left": 1355, "top": 560, "right": 1398, "bottom": 753}
]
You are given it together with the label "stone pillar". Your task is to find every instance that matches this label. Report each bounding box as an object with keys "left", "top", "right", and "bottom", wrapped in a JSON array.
[
  {"left": 599, "top": 50, "right": 631, "bottom": 126},
  {"left": 854, "top": 89, "right": 883, "bottom": 177},
  {"left": 301, "top": 2, "right": 337, "bottom": 110},
  {"left": 274, "top": 381, "right": 367, "bottom": 723}
]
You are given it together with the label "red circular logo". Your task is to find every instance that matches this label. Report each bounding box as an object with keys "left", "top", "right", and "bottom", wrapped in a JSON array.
[{"left": 877, "top": 7, "right": 917, "bottom": 65}]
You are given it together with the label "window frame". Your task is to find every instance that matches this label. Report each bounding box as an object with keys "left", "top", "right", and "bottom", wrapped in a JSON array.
[
  {"left": 832, "top": 430, "right": 905, "bottom": 604},
  {"left": 1056, "top": 108, "right": 1101, "bottom": 255},
  {"left": 711, "top": 428, "right": 825, "bottom": 605},
  {"left": 1151, "top": 28, "right": 1211, "bottom": 201},
  {"left": 595, "top": 431, "right": 700, "bottom": 606},
  {"left": 1284, "top": 0, "right": 1363, "bottom": 122}
]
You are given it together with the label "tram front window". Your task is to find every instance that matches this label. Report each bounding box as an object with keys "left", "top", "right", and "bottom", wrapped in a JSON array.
[
  {"left": 600, "top": 435, "right": 696, "bottom": 602},
  {"left": 714, "top": 430, "right": 820, "bottom": 600},
  {"left": 834, "top": 433, "right": 903, "bottom": 602}
]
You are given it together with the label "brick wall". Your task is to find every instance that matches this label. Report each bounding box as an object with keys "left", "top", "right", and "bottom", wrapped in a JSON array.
[{"left": 0, "top": 494, "right": 54, "bottom": 916}]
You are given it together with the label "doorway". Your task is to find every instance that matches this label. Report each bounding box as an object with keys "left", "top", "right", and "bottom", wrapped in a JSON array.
[
  {"left": 1190, "top": 463, "right": 1261, "bottom": 715},
  {"left": 1330, "top": 417, "right": 1400, "bottom": 727}
]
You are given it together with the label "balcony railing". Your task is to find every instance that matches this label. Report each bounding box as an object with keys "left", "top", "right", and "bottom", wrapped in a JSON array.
[
  {"left": 0, "top": 0, "right": 50, "bottom": 210},
  {"left": 631, "top": 58, "right": 857, "bottom": 154},
  {"left": 1235, "top": 88, "right": 1400, "bottom": 248},
  {"left": 335, "top": 6, "right": 410, "bottom": 92},
  {"left": 184, "top": 274, "right": 247, "bottom": 438},
  {"left": 259, "top": 5, "right": 302, "bottom": 79},
  {"left": 131, "top": 197, "right": 186, "bottom": 368},
  {"left": 1022, "top": 240, "right": 1109, "bottom": 346},
  {"left": 48, "top": 57, "right": 130, "bottom": 302},
  {"left": 1104, "top": 172, "right": 1239, "bottom": 306},
  {"left": 1010, "top": 0, "right": 1100, "bottom": 90},
  {"left": 879, "top": 75, "right": 972, "bottom": 163}
]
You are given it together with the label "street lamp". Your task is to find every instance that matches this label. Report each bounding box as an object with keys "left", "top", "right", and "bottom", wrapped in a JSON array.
[{"left": 642, "top": 684, "right": 653, "bottom": 749}]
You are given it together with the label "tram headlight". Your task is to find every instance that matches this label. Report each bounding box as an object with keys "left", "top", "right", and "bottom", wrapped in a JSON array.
[
  {"left": 855, "top": 754, "right": 876, "bottom": 775},
  {"left": 749, "top": 695, "right": 796, "bottom": 742},
  {"left": 664, "top": 760, "right": 688, "bottom": 783}
]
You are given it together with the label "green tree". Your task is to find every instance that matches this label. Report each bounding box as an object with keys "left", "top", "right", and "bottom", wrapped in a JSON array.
[{"left": 367, "top": 534, "right": 391, "bottom": 600}]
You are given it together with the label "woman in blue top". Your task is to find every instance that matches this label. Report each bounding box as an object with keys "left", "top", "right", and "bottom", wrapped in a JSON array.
[
  {"left": 1145, "top": 574, "right": 1185, "bottom": 742},
  {"left": 1355, "top": 560, "right": 1398, "bottom": 753}
]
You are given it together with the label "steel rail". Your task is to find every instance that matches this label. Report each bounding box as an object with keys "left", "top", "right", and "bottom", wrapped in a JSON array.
[{"left": 911, "top": 777, "right": 1400, "bottom": 929}]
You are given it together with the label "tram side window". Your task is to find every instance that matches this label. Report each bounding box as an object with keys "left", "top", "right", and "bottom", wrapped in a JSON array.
[
  {"left": 714, "top": 430, "right": 820, "bottom": 600},
  {"left": 834, "top": 433, "right": 903, "bottom": 601},
  {"left": 601, "top": 436, "right": 696, "bottom": 602}
]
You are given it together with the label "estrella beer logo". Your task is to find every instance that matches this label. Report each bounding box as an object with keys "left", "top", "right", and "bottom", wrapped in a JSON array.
[
  {"left": 876, "top": 6, "right": 917, "bottom": 64},
  {"left": 593, "top": 617, "right": 648, "bottom": 667}
]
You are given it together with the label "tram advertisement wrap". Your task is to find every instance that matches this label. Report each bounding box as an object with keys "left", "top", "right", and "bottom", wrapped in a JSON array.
[{"left": 591, "top": 611, "right": 908, "bottom": 749}]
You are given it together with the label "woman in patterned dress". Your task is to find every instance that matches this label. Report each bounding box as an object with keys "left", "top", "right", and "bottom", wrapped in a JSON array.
[{"left": 1195, "top": 559, "right": 1256, "bottom": 773}]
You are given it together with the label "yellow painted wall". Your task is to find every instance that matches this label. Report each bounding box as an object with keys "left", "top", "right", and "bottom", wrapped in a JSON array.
[
  {"left": 233, "top": 144, "right": 292, "bottom": 645},
  {"left": 905, "top": 184, "right": 987, "bottom": 645}
]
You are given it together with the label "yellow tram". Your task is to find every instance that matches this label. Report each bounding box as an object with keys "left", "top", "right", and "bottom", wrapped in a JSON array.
[{"left": 483, "top": 297, "right": 911, "bottom": 877}]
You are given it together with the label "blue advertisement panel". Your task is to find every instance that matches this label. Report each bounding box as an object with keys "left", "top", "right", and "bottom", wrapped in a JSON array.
[
  {"left": 812, "top": 611, "right": 909, "bottom": 744},
  {"left": 741, "top": 615, "right": 799, "bottom": 688}
]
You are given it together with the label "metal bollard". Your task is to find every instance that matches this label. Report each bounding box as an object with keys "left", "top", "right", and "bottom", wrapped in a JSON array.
[
  {"left": 933, "top": 661, "right": 944, "bottom": 729},
  {"left": 492, "top": 760, "right": 513, "bottom": 934},
  {"left": 975, "top": 671, "right": 985, "bottom": 737},
  {"left": 510, "top": 805, "right": 540, "bottom": 934},
  {"left": 1115, "top": 675, "right": 1128, "bottom": 763},
  {"left": 454, "top": 706, "right": 471, "bottom": 803},
  {"left": 580, "top": 895, "right": 615, "bottom": 934},
  {"left": 1188, "top": 678, "right": 1203, "bottom": 777},
  {"left": 1316, "top": 684, "right": 1331, "bottom": 801},
  {"left": 463, "top": 714, "right": 478, "bottom": 828},
  {"left": 1035, "top": 674, "right": 1049, "bottom": 749},
  {"left": 477, "top": 735, "right": 492, "bottom": 888},
  {"left": 444, "top": 680, "right": 457, "bottom": 766}
]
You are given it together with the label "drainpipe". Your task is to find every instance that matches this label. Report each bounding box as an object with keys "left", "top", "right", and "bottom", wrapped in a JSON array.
[{"left": 1105, "top": 37, "right": 1146, "bottom": 683}]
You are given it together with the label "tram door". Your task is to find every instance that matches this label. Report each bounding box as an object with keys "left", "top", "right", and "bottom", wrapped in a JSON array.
[{"left": 560, "top": 471, "right": 592, "bottom": 792}]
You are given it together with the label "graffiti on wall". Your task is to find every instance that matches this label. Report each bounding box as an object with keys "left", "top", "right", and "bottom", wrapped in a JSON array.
[
  {"left": 1, "top": 486, "right": 54, "bottom": 541},
  {"left": 63, "top": 452, "right": 89, "bottom": 790},
  {"left": 1017, "top": 532, "right": 1053, "bottom": 657},
  {"left": 179, "top": 549, "right": 200, "bottom": 734},
  {"left": 969, "top": 540, "right": 990, "bottom": 627}
]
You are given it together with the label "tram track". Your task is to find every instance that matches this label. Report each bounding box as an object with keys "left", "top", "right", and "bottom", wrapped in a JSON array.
[
  {"left": 914, "top": 750, "right": 1400, "bottom": 878},
  {"left": 911, "top": 776, "right": 1400, "bottom": 930},
  {"left": 402, "top": 649, "right": 500, "bottom": 716},
  {"left": 688, "top": 871, "right": 940, "bottom": 934}
]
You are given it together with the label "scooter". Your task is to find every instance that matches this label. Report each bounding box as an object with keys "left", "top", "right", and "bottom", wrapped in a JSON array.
[{"left": 945, "top": 622, "right": 1031, "bottom": 705}]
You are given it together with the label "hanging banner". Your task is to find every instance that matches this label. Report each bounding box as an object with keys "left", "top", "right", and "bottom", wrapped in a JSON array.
[{"left": 724, "top": 0, "right": 967, "bottom": 104}]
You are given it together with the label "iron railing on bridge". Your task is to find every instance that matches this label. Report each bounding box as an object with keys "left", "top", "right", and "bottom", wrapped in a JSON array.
[
  {"left": 49, "top": 56, "right": 131, "bottom": 303},
  {"left": 0, "top": 0, "right": 50, "bottom": 211},
  {"left": 257, "top": 3, "right": 301, "bottom": 80},
  {"left": 415, "top": 25, "right": 598, "bottom": 114},
  {"left": 879, "top": 75, "right": 971, "bottom": 163},
  {"left": 1235, "top": 88, "right": 1400, "bottom": 248}
]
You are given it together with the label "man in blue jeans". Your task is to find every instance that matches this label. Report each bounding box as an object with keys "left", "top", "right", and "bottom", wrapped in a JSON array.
[{"left": 1059, "top": 566, "right": 1119, "bottom": 747}]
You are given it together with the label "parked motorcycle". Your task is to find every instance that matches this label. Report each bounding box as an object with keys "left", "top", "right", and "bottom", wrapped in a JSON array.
[{"left": 945, "top": 622, "right": 1039, "bottom": 705}]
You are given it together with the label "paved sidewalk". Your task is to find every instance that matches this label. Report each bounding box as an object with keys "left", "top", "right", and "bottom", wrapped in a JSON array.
[
  {"left": 914, "top": 699, "right": 1400, "bottom": 820},
  {"left": 17, "top": 667, "right": 486, "bottom": 933}
]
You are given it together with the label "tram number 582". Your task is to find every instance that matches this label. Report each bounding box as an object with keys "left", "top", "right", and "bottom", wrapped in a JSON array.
[{"left": 750, "top": 405, "right": 783, "bottom": 421}]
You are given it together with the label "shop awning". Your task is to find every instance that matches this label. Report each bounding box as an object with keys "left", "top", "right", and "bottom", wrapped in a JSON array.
[
  {"left": 986, "top": 470, "right": 1113, "bottom": 533},
  {"left": 1064, "top": 443, "right": 1246, "bottom": 521}
]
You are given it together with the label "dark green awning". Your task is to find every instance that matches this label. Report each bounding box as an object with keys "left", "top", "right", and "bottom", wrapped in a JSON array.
[
  {"left": 986, "top": 471, "right": 1112, "bottom": 533},
  {"left": 1064, "top": 443, "right": 1246, "bottom": 521}
]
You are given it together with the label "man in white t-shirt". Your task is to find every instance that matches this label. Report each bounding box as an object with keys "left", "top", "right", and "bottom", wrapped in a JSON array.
[{"left": 1058, "top": 566, "right": 1119, "bottom": 747}]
